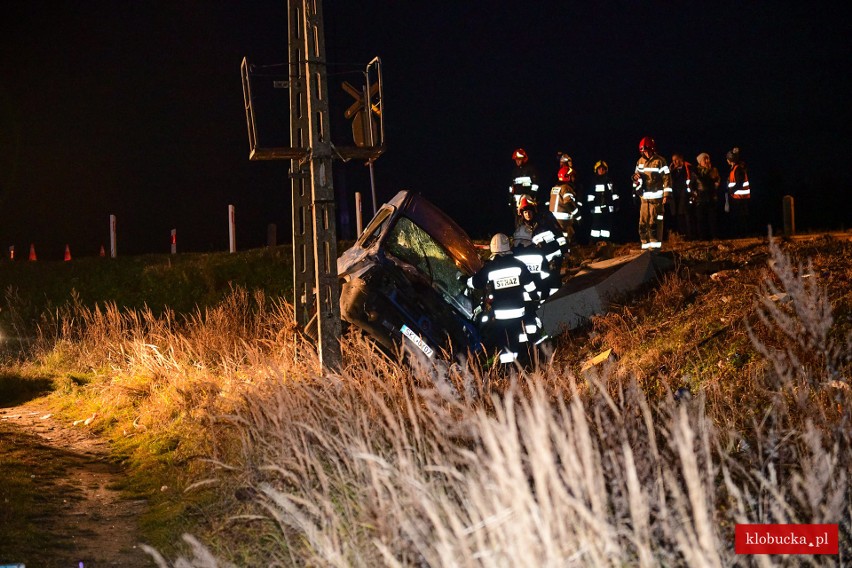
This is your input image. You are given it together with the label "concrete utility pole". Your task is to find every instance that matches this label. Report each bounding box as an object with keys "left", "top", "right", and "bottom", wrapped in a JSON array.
[
  {"left": 288, "top": 0, "right": 341, "bottom": 367},
  {"left": 240, "top": 1, "right": 384, "bottom": 369}
]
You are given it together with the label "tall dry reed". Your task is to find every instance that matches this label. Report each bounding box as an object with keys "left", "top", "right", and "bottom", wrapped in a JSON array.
[{"left": 27, "top": 240, "right": 850, "bottom": 566}]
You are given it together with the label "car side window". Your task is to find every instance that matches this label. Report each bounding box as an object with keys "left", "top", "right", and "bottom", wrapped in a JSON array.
[{"left": 359, "top": 207, "right": 393, "bottom": 248}]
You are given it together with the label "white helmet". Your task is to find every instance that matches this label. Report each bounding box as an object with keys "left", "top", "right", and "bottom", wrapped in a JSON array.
[{"left": 490, "top": 233, "right": 511, "bottom": 255}]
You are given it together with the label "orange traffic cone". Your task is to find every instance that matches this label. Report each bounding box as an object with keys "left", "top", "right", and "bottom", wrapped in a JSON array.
[
  {"left": 99, "top": 245, "right": 106, "bottom": 257},
  {"left": 64, "top": 245, "right": 72, "bottom": 262},
  {"left": 28, "top": 243, "right": 37, "bottom": 261}
]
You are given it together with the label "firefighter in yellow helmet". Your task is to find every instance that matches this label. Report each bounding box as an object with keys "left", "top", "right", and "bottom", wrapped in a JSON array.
[{"left": 588, "top": 160, "right": 619, "bottom": 244}]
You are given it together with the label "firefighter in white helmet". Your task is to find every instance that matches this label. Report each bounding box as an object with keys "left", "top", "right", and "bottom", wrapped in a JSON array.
[{"left": 468, "top": 233, "right": 541, "bottom": 366}]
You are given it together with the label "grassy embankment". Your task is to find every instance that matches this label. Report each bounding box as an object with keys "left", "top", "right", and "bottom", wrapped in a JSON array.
[
  {"left": 0, "top": 246, "right": 293, "bottom": 561},
  {"left": 1, "top": 235, "right": 851, "bottom": 565}
]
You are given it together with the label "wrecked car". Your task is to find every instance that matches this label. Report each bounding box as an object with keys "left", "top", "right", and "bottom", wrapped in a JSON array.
[
  {"left": 337, "top": 190, "right": 484, "bottom": 359},
  {"left": 337, "top": 190, "right": 671, "bottom": 362}
]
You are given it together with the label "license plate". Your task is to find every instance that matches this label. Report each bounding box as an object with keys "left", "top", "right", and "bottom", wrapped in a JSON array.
[
  {"left": 494, "top": 276, "right": 520, "bottom": 289},
  {"left": 400, "top": 324, "right": 434, "bottom": 358}
]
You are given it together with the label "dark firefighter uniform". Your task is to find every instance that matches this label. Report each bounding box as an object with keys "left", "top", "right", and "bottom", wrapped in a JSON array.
[
  {"left": 668, "top": 158, "right": 693, "bottom": 239},
  {"left": 633, "top": 148, "right": 671, "bottom": 249},
  {"left": 509, "top": 148, "right": 539, "bottom": 228},
  {"left": 588, "top": 162, "right": 619, "bottom": 242},
  {"left": 512, "top": 243, "right": 549, "bottom": 302},
  {"left": 468, "top": 243, "right": 541, "bottom": 366},
  {"left": 515, "top": 199, "right": 566, "bottom": 299}
]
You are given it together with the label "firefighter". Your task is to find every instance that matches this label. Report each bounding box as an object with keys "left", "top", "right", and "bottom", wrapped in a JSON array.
[
  {"left": 632, "top": 136, "right": 671, "bottom": 249},
  {"left": 587, "top": 160, "right": 619, "bottom": 244},
  {"left": 556, "top": 151, "right": 573, "bottom": 175},
  {"left": 668, "top": 153, "right": 694, "bottom": 239},
  {"left": 509, "top": 148, "right": 539, "bottom": 228},
  {"left": 513, "top": 196, "right": 565, "bottom": 299},
  {"left": 547, "top": 163, "right": 581, "bottom": 244},
  {"left": 725, "top": 147, "right": 751, "bottom": 237},
  {"left": 468, "top": 233, "right": 541, "bottom": 366}
]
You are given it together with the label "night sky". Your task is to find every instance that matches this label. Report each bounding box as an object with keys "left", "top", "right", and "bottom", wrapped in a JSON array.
[{"left": 1, "top": 2, "right": 850, "bottom": 258}]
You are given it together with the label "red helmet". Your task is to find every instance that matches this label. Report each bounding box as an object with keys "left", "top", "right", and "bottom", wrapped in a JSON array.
[
  {"left": 518, "top": 195, "right": 536, "bottom": 212},
  {"left": 639, "top": 137, "right": 656, "bottom": 153},
  {"left": 512, "top": 148, "right": 528, "bottom": 164},
  {"left": 557, "top": 165, "right": 574, "bottom": 182}
]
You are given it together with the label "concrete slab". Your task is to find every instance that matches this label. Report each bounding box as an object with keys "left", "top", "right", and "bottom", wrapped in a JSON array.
[{"left": 538, "top": 251, "right": 673, "bottom": 336}]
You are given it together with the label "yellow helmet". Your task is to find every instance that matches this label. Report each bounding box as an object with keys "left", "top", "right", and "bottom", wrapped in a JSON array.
[{"left": 594, "top": 160, "right": 609, "bottom": 172}]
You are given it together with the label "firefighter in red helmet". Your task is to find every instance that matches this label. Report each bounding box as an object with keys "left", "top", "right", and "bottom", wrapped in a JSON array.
[
  {"left": 547, "top": 163, "right": 580, "bottom": 244},
  {"left": 632, "top": 137, "right": 671, "bottom": 249},
  {"left": 509, "top": 148, "right": 539, "bottom": 228},
  {"left": 514, "top": 195, "right": 566, "bottom": 300}
]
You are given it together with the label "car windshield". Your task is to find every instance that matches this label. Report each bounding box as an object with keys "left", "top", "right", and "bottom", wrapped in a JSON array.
[{"left": 384, "top": 216, "right": 473, "bottom": 318}]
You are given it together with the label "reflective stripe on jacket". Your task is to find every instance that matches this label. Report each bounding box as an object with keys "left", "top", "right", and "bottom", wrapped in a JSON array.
[
  {"left": 728, "top": 164, "right": 750, "bottom": 199},
  {"left": 634, "top": 153, "right": 672, "bottom": 200}
]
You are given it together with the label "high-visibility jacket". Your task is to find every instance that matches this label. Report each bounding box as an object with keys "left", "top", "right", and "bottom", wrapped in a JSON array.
[
  {"left": 634, "top": 153, "right": 671, "bottom": 201},
  {"left": 727, "top": 163, "right": 750, "bottom": 199},
  {"left": 548, "top": 182, "right": 580, "bottom": 223}
]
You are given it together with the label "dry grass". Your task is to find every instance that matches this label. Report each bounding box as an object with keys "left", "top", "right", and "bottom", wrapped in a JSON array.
[{"left": 10, "top": 236, "right": 852, "bottom": 565}]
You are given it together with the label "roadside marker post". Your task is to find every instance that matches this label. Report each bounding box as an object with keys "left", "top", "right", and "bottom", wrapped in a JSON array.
[
  {"left": 109, "top": 215, "right": 117, "bottom": 258},
  {"left": 228, "top": 205, "right": 236, "bottom": 253}
]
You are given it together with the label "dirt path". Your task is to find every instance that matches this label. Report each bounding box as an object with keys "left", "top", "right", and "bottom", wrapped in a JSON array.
[{"left": 0, "top": 403, "right": 155, "bottom": 567}]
